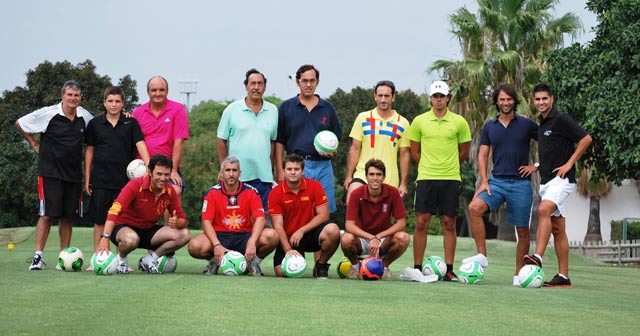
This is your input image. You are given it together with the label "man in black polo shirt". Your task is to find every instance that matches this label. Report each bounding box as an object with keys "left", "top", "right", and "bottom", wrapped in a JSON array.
[
  {"left": 84, "top": 87, "right": 150, "bottom": 269},
  {"left": 275, "top": 64, "right": 342, "bottom": 213},
  {"left": 524, "top": 84, "right": 592, "bottom": 288},
  {"left": 16, "top": 80, "right": 94, "bottom": 270},
  {"left": 463, "top": 84, "right": 539, "bottom": 286}
]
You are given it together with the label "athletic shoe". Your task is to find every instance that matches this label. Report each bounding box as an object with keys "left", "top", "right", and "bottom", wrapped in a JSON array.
[
  {"left": 443, "top": 271, "right": 459, "bottom": 282},
  {"left": 138, "top": 253, "right": 155, "bottom": 272},
  {"left": 85, "top": 265, "right": 94, "bottom": 272},
  {"left": 524, "top": 254, "right": 542, "bottom": 268},
  {"left": 382, "top": 267, "right": 392, "bottom": 280},
  {"left": 55, "top": 263, "right": 62, "bottom": 271},
  {"left": 248, "top": 262, "right": 264, "bottom": 277},
  {"left": 313, "top": 261, "right": 330, "bottom": 280},
  {"left": 147, "top": 259, "right": 162, "bottom": 274},
  {"left": 462, "top": 253, "right": 489, "bottom": 268},
  {"left": 27, "top": 254, "right": 44, "bottom": 270},
  {"left": 348, "top": 264, "right": 360, "bottom": 280},
  {"left": 116, "top": 255, "right": 130, "bottom": 275},
  {"left": 512, "top": 275, "right": 521, "bottom": 287},
  {"left": 203, "top": 259, "right": 219, "bottom": 276},
  {"left": 543, "top": 274, "right": 572, "bottom": 288}
]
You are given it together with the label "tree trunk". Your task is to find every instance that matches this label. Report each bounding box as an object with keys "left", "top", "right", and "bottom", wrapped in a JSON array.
[
  {"left": 583, "top": 195, "right": 603, "bottom": 242},
  {"left": 495, "top": 204, "right": 516, "bottom": 241}
]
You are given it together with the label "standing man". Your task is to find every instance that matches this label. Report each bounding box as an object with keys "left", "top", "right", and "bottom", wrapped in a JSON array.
[
  {"left": 188, "top": 156, "right": 279, "bottom": 276},
  {"left": 85, "top": 87, "right": 150, "bottom": 264},
  {"left": 524, "top": 84, "right": 592, "bottom": 288},
  {"left": 276, "top": 64, "right": 342, "bottom": 213},
  {"left": 132, "top": 76, "right": 189, "bottom": 195},
  {"left": 217, "top": 69, "right": 278, "bottom": 212},
  {"left": 408, "top": 80, "right": 471, "bottom": 281},
  {"left": 462, "top": 84, "right": 539, "bottom": 286},
  {"left": 16, "top": 80, "right": 94, "bottom": 270},
  {"left": 268, "top": 154, "right": 341, "bottom": 279},
  {"left": 343, "top": 80, "right": 411, "bottom": 204},
  {"left": 341, "top": 159, "right": 410, "bottom": 280},
  {"left": 97, "top": 155, "right": 191, "bottom": 274}
]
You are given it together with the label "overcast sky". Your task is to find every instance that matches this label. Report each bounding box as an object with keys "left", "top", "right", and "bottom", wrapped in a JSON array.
[{"left": 1, "top": 0, "right": 597, "bottom": 109}]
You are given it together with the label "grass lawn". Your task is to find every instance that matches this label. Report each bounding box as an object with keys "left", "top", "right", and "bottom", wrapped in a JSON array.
[{"left": 0, "top": 227, "right": 637, "bottom": 335}]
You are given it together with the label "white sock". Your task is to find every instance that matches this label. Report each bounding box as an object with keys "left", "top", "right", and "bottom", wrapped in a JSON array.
[
  {"left": 35, "top": 251, "right": 43, "bottom": 257},
  {"left": 252, "top": 257, "right": 263, "bottom": 266},
  {"left": 150, "top": 251, "right": 159, "bottom": 260},
  {"left": 534, "top": 253, "right": 543, "bottom": 263},
  {"left": 558, "top": 273, "right": 568, "bottom": 279}
]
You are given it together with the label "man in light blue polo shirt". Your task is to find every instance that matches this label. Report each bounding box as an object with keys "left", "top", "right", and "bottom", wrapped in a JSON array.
[
  {"left": 463, "top": 83, "right": 539, "bottom": 286},
  {"left": 217, "top": 68, "right": 278, "bottom": 211}
]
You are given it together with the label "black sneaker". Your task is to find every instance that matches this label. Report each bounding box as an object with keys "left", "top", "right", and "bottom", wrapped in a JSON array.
[
  {"left": 27, "top": 254, "right": 45, "bottom": 270},
  {"left": 524, "top": 254, "right": 542, "bottom": 268},
  {"left": 313, "top": 261, "right": 330, "bottom": 279},
  {"left": 443, "top": 271, "right": 459, "bottom": 282},
  {"left": 543, "top": 274, "right": 572, "bottom": 288}
]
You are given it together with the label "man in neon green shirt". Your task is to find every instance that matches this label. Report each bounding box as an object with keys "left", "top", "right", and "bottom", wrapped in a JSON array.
[
  {"left": 344, "top": 80, "right": 411, "bottom": 204},
  {"left": 408, "top": 80, "right": 471, "bottom": 281}
]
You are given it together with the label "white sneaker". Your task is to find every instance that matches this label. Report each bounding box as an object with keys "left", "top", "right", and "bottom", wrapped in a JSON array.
[
  {"left": 203, "top": 259, "right": 219, "bottom": 276},
  {"left": 248, "top": 262, "right": 264, "bottom": 276},
  {"left": 348, "top": 264, "right": 360, "bottom": 280},
  {"left": 512, "top": 275, "right": 521, "bottom": 287},
  {"left": 27, "top": 254, "right": 44, "bottom": 270},
  {"left": 382, "top": 267, "right": 392, "bottom": 280},
  {"left": 117, "top": 255, "right": 130, "bottom": 274},
  {"left": 462, "top": 253, "right": 489, "bottom": 268},
  {"left": 138, "top": 253, "right": 155, "bottom": 272}
]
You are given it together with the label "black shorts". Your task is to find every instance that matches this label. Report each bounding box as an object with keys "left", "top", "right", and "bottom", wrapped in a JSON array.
[
  {"left": 38, "top": 176, "right": 81, "bottom": 219},
  {"left": 217, "top": 231, "right": 252, "bottom": 254},
  {"left": 414, "top": 180, "right": 460, "bottom": 217},
  {"left": 87, "top": 188, "right": 120, "bottom": 225},
  {"left": 111, "top": 224, "right": 163, "bottom": 250},
  {"left": 349, "top": 177, "right": 366, "bottom": 186},
  {"left": 273, "top": 222, "right": 330, "bottom": 267}
]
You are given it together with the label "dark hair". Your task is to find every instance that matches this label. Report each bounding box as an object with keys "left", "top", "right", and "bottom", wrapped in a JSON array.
[
  {"left": 283, "top": 153, "right": 305, "bottom": 170},
  {"left": 149, "top": 154, "right": 173, "bottom": 172},
  {"left": 375, "top": 80, "right": 396, "bottom": 95},
  {"left": 103, "top": 86, "right": 125, "bottom": 102},
  {"left": 243, "top": 68, "right": 267, "bottom": 86},
  {"left": 492, "top": 83, "right": 520, "bottom": 111},
  {"left": 533, "top": 83, "right": 554, "bottom": 97},
  {"left": 365, "top": 159, "right": 386, "bottom": 176},
  {"left": 61, "top": 80, "right": 81, "bottom": 95},
  {"left": 295, "top": 64, "right": 319, "bottom": 80},
  {"left": 146, "top": 76, "right": 169, "bottom": 91}
]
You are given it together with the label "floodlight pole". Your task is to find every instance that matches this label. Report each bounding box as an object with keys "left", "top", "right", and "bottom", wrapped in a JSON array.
[{"left": 179, "top": 79, "right": 198, "bottom": 112}]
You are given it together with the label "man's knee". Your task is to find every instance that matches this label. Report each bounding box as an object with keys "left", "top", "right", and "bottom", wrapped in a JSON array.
[
  {"left": 118, "top": 232, "right": 139, "bottom": 249},
  {"left": 394, "top": 232, "right": 410, "bottom": 247},
  {"left": 322, "top": 223, "right": 340, "bottom": 241},
  {"left": 468, "top": 199, "right": 487, "bottom": 217}
]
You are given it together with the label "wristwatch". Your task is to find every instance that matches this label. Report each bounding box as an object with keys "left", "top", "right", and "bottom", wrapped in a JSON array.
[
  {"left": 533, "top": 162, "right": 540, "bottom": 168},
  {"left": 100, "top": 233, "right": 111, "bottom": 239}
]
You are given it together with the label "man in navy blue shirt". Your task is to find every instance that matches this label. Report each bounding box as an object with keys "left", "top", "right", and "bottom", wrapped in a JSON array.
[
  {"left": 463, "top": 84, "right": 539, "bottom": 286},
  {"left": 275, "top": 64, "right": 342, "bottom": 213}
]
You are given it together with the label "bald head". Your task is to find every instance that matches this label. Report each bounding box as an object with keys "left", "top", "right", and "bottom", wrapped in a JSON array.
[{"left": 146, "top": 76, "right": 169, "bottom": 107}]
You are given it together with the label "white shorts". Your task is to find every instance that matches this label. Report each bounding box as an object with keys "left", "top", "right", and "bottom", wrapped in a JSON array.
[
  {"left": 539, "top": 176, "right": 576, "bottom": 217},
  {"left": 358, "top": 237, "right": 388, "bottom": 258}
]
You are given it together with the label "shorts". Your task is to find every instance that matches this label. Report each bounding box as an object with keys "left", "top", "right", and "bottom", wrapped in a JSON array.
[
  {"left": 87, "top": 188, "right": 120, "bottom": 225},
  {"left": 539, "top": 176, "right": 576, "bottom": 217},
  {"left": 244, "top": 179, "right": 272, "bottom": 212},
  {"left": 169, "top": 168, "right": 186, "bottom": 190},
  {"left": 303, "top": 160, "right": 336, "bottom": 213},
  {"left": 414, "top": 180, "right": 460, "bottom": 217},
  {"left": 357, "top": 237, "right": 388, "bottom": 259},
  {"left": 477, "top": 178, "right": 532, "bottom": 228},
  {"left": 217, "top": 231, "right": 252, "bottom": 254},
  {"left": 38, "top": 176, "right": 82, "bottom": 219},
  {"left": 349, "top": 178, "right": 366, "bottom": 186},
  {"left": 273, "top": 222, "right": 330, "bottom": 267},
  {"left": 111, "top": 224, "right": 163, "bottom": 250}
]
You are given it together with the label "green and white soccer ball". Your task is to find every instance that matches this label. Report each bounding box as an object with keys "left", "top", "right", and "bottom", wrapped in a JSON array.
[
  {"left": 518, "top": 265, "right": 545, "bottom": 288},
  {"left": 458, "top": 261, "right": 485, "bottom": 284},
  {"left": 155, "top": 255, "right": 177, "bottom": 273},
  {"left": 313, "top": 130, "right": 339, "bottom": 155},
  {"left": 282, "top": 254, "right": 307, "bottom": 278},
  {"left": 58, "top": 247, "right": 84, "bottom": 271},
  {"left": 220, "top": 251, "right": 247, "bottom": 276},
  {"left": 422, "top": 256, "right": 447, "bottom": 280},
  {"left": 91, "top": 251, "right": 118, "bottom": 275}
]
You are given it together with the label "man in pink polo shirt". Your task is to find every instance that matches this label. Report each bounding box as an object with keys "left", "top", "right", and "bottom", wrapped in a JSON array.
[{"left": 133, "top": 76, "right": 189, "bottom": 195}]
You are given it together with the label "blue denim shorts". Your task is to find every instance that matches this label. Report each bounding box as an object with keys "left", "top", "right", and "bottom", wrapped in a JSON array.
[{"left": 477, "top": 178, "right": 533, "bottom": 228}]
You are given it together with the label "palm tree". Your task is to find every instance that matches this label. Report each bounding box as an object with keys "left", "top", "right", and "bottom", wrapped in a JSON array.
[
  {"left": 430, "top": 0, "right": 582, "bottom": 240},
  {"left": 577, "top": 166, "right": 612, "bottom": 242}
]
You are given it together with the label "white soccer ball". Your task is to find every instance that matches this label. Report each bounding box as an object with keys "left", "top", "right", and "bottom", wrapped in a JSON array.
[
  {"left": 282, "top": 254, "right": 307, "bottom": 278},
  {"left": 313, "top": 130, "right": 339, "bottom": 156},
  {"left": 458, "top": 262, "right": 485, "bottom": 284},
  {"left": 422, "top": 256, "right": 447, "bottom": 280},
  {"left": 220, "top": 251, "right": 247, "bottom": 276},
  {"left": 91, "top": 251, "right": 118, "bottom": 276},
  {"left": 126, "top": 159, "right": 147, "bottom": 180},
  {"left": 57, "top": 247, "right": 84, "bottom": 271},
  {"left": 518, "top": 265, "right": 545, "bottom": 288},
  {"left": 156, "top": 255, "right": 177, "bottom": 273}
]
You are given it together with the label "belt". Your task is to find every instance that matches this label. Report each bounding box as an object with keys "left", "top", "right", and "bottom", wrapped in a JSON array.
[{"left": 299, "top": 153, "right": 326, "bottom": 161}]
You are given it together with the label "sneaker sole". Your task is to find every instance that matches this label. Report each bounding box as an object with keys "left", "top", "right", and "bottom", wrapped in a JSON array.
[{"left": 543, "top": 283, "right": 572, "bottom": 288}]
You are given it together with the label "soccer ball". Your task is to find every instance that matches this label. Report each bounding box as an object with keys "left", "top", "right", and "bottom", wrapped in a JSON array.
[
  {"left": 359, "top": 256, "right": 384, "bottom": 281},
  {"left": 336, "top": 256, "right": 352, "bottom": 279},
  {"left": 458, "top": 262, "right": 485, "bottom": 284},
  {"left": 422, "top": 256, "right": 447, "bottom": 280},
  {"left": 92, "top": 251, "right": 118, "bottom": 276},
  {"left": 220, "top": 251, "right": 247, "bottom": 276},
  {"left": 126, "top": 159, "right": 147, "bottom": 180},
  {"left": 282, "top": 254, "right": 307, "bottom": 278},
  {"left": 313, "top": 130, "right": 339, "bottom": 156},
  {"left": 518, "top": 265, "right": 545, "bottom": 288},
  {"left": 57, "top": 247, "right": 84, "bottom": 271},
  {"left": 155, "top": 255, "right": 177, "bottom": 273}
]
